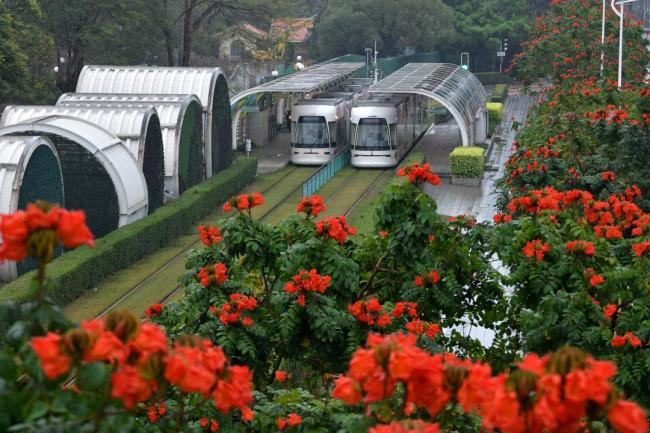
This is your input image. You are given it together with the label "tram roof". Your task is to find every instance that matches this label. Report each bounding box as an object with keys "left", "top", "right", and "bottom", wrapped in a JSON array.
[{"left": 368, "top": 63, "right": 488, "bottom": 146}]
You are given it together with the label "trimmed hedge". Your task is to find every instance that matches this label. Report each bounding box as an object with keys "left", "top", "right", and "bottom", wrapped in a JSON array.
[
  {"left": 490, "top": 84, "right": 508, "bottom": 103},
  {"left": 449, "top": 147, "right": 485, "bottom": 178},
  {"left": 487, "top": 102, "right": 504, "bottom": 137},
  {"left": 474, "top": 72, "right": 512, "bottom": 85},
  {"left": 0, "top": 157, "right": 258, "bottom": 306}
]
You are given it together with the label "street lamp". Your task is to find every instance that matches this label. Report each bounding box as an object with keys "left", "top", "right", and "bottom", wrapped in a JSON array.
[
  {"left": 498, "top": 38, "right": 508, "bottom": 73},
  {"left": 611, "top": 0, "right": 638, "bottom": 88},
  {"left": 460, "top": 52, "right": 470, "bottom": 71}
]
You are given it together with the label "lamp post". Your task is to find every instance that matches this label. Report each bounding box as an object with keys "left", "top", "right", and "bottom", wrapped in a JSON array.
[
  {"left": 460, "top": 52, "right": 470, "bottom": 71},
  {"left": 611, "top": 0, "right": 638, "bottom": 88},
  {"left": 601, "top": 0, "right": 606, "bottom": 77},
  {"left": 497, "top": 38, "right": 508, "bottom": 73}
]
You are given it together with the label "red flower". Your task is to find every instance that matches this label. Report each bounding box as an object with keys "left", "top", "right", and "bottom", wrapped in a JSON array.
[
  {"left": 632, "top": 241, "right": 650, "bottom": 257},
  {"left": 607, "top": 399, "right": 649, "bottom": 433},
  {"left": 370, "top": 421, "right": 440, "bottom": 433},
  {"left": 275, "top": 370, "right": 288, "bottom": 383},
  {"left": 392, "top": 302, "right": 418, "bottom": 318},
  {"left": 283, "top": 269, "right": 331, "bottom": 307},
  {"left": 397, "top": 163, "right": 441, "bottom": 186},
  {"left": 522, "top": 239, "right": 551, "bottom": 261},
  {"left": 212, "top": 365, "right": 253, "bottom": 414},
  {"left": 111, "top": 365, "right": 155, "bottom": 409},
  {"left": 210, "top": 421, "right": 219, "bottom": 432},
  {"left": 611, "top": 335, "right": 627, "bottom": 347},
  {"left": 603, "top": 304, "right": 617, "bottom": 320},
  {"left": 348, "top": 298, "right": 392, "bottom": 327},
  {"left": 414, "top": 270, "right": 440, "bottom": 287},
  {"left": 145, "top": 303, "right": 164, "bottom": 318},
  {"left": 198, "top": 225, "right": 222, "bottom": 246},
  {"left": 287, "top": 413, "right": 302, "bottom": 427},
  {"left": 84, "top": 330, "right": 128, "bottom": 364},
  {"left": 198, "top": 263, "right": 228, "bottom": 287},
  {"left": 296, "top": 195, "right": 327, "bottom": 217},
  {"left": 405, "top": 320, "right": 440, "bottom": 340},
  {"left": 276, "top": 418, "right": 287, "bottom": 431},
  {"left": 315, "top": 215, "right": 357, "bottom": 244},
  {"left": 590, "top": 274, "right": 605, "bottom": 287},
  {"left": 414, "top": 276, "right": 424, "bottom": 287},
  {"left": 601, "top": 171, "right": 616, "bottom": 182},
  {"left": 222, "top": 193, "right": 264, "bottom": 213},
  {"left": 566, "top": 240, "right": 595, "bottom": 256},
  {"left": 31, "top": 332, "right": 71, "bottom": 380},
  {"left": 332, "top": 376, "right": 362, "bottom": 404}
]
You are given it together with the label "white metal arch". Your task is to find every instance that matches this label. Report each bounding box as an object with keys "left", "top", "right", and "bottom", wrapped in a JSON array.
[
  {"left": 76, "top": 65, "right": 229, "bottom": 177},
  {"left": 0, "top": 116, "right": 148, "bottom": 227},
  {"left": 367, "top": 63, "right": 488, "bottom": 146},
  {"left": 0, "top": 136, "right": 64, "bottom": 281},
  {"left": 56, "top": 93, "right": 204, "bottom": 195}
]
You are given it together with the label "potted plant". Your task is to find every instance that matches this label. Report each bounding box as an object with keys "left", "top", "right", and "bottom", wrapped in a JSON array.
[{"left": 449, "top": 146, "right": 485, "bottom": 186}]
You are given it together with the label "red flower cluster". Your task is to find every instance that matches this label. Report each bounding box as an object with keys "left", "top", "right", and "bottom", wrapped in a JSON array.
[
  {"left": 296, "top": 195, "right": 327, "bottom": 217},
  {"left": 396, "top": 163, "right": 441, "bottom": 186},
  {"left": 602, "top": 171, "right": 616, "bottom": 182},
  {"left": 198, "top": 263, "right": 228, "bottom": 287},
  {"left": 413, "top": 270, "right": 440, "bottom": 287},
  {"left": 31, "top": 311, "right": 253, "bottom": 416},
  {"left": 405, "top": 319, "right": 441, "bottom": 340},
  {"left": 146, "top": 402, "right": 167, "bottom": 424},
  {"left": 348, "top": 298, "right": 392, "bottom": 327},
  {"left": 566, "top": 240, "right": 595, "bottom": 256},
  {"left": 370, "top": 420, "right": 440, "bottom": 433},
  {"left": 603, "top": 304, "right": 618, "bottom": 320},
  {"left": 283, "top": 269, "right": 331, "bottom": 307},
  {"left": 333, "top": 335, "right": 649, "bottom": 433},
  {"left": 198, "top": 225, "right": 222, "bottom": 247},
  {"left": 0, "top": 203, "right": 94, "bottom": 262},
  {"left": 493, "top": 213, "right": 513, "bottom": 224},
  {"left": 223, "top": 192, "right": 264, "bottom": 213},
  {"left": 392, "top": 302, "right": 417, "bottom": 319},
  {"left": 632, "top": 241, "right": 650, "bottom": 257},
  {"left": 315, "top": 215, "right": 357, "bottom": 244},
  {"left": 199, "top": 418, "right": 220, "bottom": 432},
  {"left": 611, "top": 332, "right": 643, "bottom": 348},
  {"left": 522, "top": 239, "right": 551, "bottom": 261},
  {"left": 276, "top": 413, "right": 302, "bottom": 430},
  {"left": 212, "top": 293, "right": 257, "bottom": 326},
  {"left": 145, "top": 303, "right": 164, "bottom": 318}
]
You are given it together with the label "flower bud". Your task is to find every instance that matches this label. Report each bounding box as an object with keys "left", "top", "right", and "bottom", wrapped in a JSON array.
[
  {"left": 105, "top": 310, "right": 140, "bottom": 342},
  {"left": 139, "top": 352, "right": 165, "bottom": 381},
  {"left": 546, "top": 346, "right": 587, "bottom": 376},
  {"left": 26, "top": 229, "right": 58, "bottom": 264},
  {"left": 444, "top": 364, "right": 469, "bottom": 393},
  {"left": 62, "top": 328, "right": 93, "bottom": 360}
]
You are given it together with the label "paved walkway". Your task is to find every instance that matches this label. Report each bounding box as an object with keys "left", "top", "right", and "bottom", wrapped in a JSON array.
[
  {"left": 416, "top": 95, "right": 532, "bottom": 219},
  {"left": 245, "top": 132, "right": 292, "bottom": 175}
]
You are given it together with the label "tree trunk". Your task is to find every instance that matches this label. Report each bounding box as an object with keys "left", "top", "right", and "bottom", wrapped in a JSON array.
[
  {"left": 181, "top": 0, "right": 195, "bottom": 66},
  {"left": 164, "top": 30, "right": 176, "bottom": 66}
]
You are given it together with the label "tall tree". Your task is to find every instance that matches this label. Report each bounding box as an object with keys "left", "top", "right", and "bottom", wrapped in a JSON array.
[
  {"left": 313, "top": 0, "right": 457, "bottom": 59},
  {"left": 442, "top": 0, "right": 530, "bottom": 72}
]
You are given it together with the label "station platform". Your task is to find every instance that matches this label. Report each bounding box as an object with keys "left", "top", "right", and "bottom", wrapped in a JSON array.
[{"left": 247, "top": 132, "right": 292, "bottom": 175}]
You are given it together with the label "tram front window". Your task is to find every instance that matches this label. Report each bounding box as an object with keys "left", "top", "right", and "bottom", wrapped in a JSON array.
[
  {"left": 292, "top": 116, "right": 330, "bottom": 148},
  {"left": 355, "top": 118, "right": 391, "bottom": 150}
]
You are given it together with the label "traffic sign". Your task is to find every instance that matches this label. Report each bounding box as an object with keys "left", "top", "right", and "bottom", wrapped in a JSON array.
[{"left": 497, "top": 51, "right": 506, "bottom": 57}]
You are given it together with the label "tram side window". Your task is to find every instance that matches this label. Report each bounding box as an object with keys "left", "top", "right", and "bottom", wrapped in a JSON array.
[
  {"left": 292, "top": 116, "right": 330, "bottom": 148},
  {"left": 355, "top": 118, "right": 391, "bottom": 151}
]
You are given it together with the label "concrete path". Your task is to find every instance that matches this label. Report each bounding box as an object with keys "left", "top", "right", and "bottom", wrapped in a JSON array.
[{"left": 245, "top": 132, "right": 292, "bottom": 175}]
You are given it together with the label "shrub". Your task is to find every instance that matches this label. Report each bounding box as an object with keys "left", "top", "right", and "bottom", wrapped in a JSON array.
[
  {"left": 487, "top": 102, "right": 504, "bottom": 136},
  {"left": 473, "top": 72, "right": 512, "bottom": 85},
  {"left": 0, "top": 157, "right": 257, "bottom": 307},
  {"left": 449, "top": 147, "right": 485, "bottom": 178},
  {"left": 490, "top": 84, "right": 508, "bottom": 102}
]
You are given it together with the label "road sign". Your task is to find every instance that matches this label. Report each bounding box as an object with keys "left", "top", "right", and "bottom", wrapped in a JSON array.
[{"left": 497, "top": 51, "right": 506, "bottom": 57}]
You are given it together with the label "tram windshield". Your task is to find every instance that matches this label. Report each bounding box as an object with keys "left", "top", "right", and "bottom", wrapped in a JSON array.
[
  {"left": 354, "top": 118, "right": 391, "bottom": 150},
  {"left": 292, "top": 116, "right": 330, "bottom": 148}
]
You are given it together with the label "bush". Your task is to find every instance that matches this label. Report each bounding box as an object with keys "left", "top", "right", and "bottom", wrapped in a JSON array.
[
  {"left": 0, "top": 157, "right": 257, "bottom": 307},
  {"left": 449, "top": 146, "right": 485, "bottom": 178},
  {"left": 474, "top": 72, "right": 512, "bottom": 85},
  {"left": 487, "top": 102, "right": 504, "bottom": 136},
  {"left": 490, "top": 84, "right": 508, "bottom": 102}
]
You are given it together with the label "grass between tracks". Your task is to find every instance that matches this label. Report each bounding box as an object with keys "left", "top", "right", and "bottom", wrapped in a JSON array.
[
  {"left": 65, "top": 165, "right": 316, "bottom": 322},
  {"left": 348, "top": 153, "right": 426, "bottom": 234}
]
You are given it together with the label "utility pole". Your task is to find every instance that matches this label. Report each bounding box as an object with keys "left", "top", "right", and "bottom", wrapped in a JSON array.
[
  {"left": 373, "top": 41, "right": 379, "bottom": 84},
  {"left": 611, "top": 0, "right": 638, "bottom": 88}
]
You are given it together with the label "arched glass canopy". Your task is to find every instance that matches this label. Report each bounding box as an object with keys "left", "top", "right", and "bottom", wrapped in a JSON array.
[{"left": 367, "top": 63, "right": 488, "bottom": 146}]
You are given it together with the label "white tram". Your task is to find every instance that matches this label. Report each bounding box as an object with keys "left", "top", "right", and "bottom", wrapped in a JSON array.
[
  {"left": 290, "top": 93, "right": 355, "bottom": 165},
  {"left": 350, "top": 94, "right": 433, "bottom": 168}
]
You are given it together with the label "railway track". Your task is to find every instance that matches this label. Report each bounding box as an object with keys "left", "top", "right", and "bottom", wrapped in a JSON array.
[{"left": 90, "top": 165, "right": 309, "bottom": 318}]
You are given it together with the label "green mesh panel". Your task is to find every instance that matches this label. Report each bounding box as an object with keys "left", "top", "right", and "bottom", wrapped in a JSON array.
[
  {"left": 143, "top": 115, "right": 165, "bottom": 213},
  {"left": 212, "top": 75, "right": 233, "bottom": 174},
  {"left": 46, "top": 135, "right": 119, "bottom": 238},
  {"left": 178, "top": 100, "right": 204, "bottom": 193},
  {"left": 15, "top": 145, "right": 65, "bottom": 276}
]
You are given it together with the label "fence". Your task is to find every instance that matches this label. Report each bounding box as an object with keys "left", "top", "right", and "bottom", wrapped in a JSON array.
[{"left": 301, "top": 146, "right": 351, "bottom": 197}]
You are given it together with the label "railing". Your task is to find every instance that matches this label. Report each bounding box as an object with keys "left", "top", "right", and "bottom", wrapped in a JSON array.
[{"left": 301, "top": 146, "right": 351, "bottom": 197}]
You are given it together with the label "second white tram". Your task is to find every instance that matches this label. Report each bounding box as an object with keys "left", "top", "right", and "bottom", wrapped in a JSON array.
[
  {"left": 350, "top": 94, "right": 434, "bottom": 168},
  {"left": 290, "top": 93, "right": 355, "bottom": 165}
]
